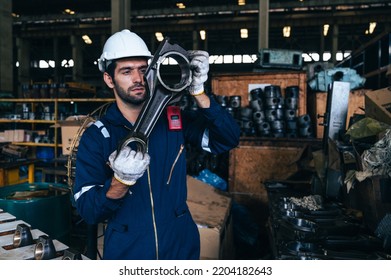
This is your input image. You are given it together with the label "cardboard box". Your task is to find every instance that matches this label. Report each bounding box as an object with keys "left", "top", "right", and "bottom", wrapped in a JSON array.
[
  {"left": 365, "top": 87, "right": 391, "bottom": 125},
  {"left": 187, "top": 175, "right": 234, "bottom": 260},
  {"left": 58, "top": 116, "right": 88, "bottom": 155},
  {"left": 307, "top": 89, "right": 368, "bottom": 138},
  {"left": 4, "top": 129, "right": 30, "bottom": 142}
]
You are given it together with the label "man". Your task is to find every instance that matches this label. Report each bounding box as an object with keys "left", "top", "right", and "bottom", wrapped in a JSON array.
[{"left": 73, "top": 29, "right": 240, "bottom": 260}]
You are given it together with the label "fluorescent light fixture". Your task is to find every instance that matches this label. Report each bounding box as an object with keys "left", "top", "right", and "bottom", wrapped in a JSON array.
[
  {"left": 155, "top": 32, "right": 164, "bottom": 42},
  {"left": 200, "top": 30, "right": 206, "bottom": 40},
  {"left": 323, "top": 24, "right": 329, "bottom": 36},
  {"left": 240, "top": 28, "right": 248, "bottom": 39},
  {"left": 176, "top": 2, "right": 186, "bottom": 9},
  {"left": 238, "top": 0, "right": 246, "bottom": 5},
  {"left": 283, "top": 26, "right": 291, "bottom": 38}
]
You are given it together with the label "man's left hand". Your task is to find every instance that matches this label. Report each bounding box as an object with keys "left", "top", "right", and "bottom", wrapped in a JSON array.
[{"left": 188, "top": 50, "right": 209, "bottom": 96}]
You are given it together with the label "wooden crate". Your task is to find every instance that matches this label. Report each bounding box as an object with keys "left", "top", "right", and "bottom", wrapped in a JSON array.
[
  {"left": 228, "top": 138, "right": 321, "bottom": 204},
  {"left": 307, "top": 89, "right": 369, "bottom": 138},
  {"left": 211, "top": 71, "right": 307, "bottom": 116}
]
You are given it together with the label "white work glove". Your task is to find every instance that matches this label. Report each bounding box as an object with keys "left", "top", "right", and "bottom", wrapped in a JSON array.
[
  {"left": 188, "top": 50, "right": 209, "bottom": 96},
  {"left": 108, "top": 146, "right": 150, "bottom": 186}
]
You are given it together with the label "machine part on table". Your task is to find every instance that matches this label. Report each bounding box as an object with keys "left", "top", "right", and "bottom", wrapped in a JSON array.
[
  {"left": 62, "top": 248, "right": 83, "bottom": 260},
  {"left": 117, "top": 38, "right": 192, "bottom": 154},
  {"left": 34, "top": 235, "right": 57, "bottom": 260},
  {"left": 13, "top": 223, "right": 34, "bottom": 247}
]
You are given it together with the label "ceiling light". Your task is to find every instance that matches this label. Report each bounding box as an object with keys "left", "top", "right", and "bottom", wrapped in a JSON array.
[
  {"left": 240, "top": 29, "right": 248, "bottom": 39},
  {"left": 155, "top": 32, "right": 164, "bottom": 42},
  {"left": 176, "top": 3, "right": 186, "bottom": 9},
  {"left": 64, "top": 9, "right": 75, "bottom": 15},
  {"left": 238, "top": 0, "right": 246, "bottom": 6},
  {"left": 82, "top": 35, "right": 92, "bottom": 45},
  {"left": 323, "top": 24, "right": 329, "bottom": 36},
  {"left": 283, "top": 26, "right": 291, "bottom": 38},
  {"left": 366, "top": 22, "right": 377, "bottom": 34},
  {"left": 200, "top": 30, "right": 206, "bottom": 41}
]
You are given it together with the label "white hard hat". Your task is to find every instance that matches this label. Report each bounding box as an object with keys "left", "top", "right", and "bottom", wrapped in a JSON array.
[{"left": 98, "top": 29, "right": 152, "bottom": 72}]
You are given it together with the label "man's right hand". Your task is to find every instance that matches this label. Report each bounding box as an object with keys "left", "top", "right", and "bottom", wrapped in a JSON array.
[{"left": 108, "top": 146, "right": 150, "bottom": 186}]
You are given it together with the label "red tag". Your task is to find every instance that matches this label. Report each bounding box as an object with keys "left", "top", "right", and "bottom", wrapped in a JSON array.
[{"left": 167, "top": 106, "right": 182, "bottom": 131}]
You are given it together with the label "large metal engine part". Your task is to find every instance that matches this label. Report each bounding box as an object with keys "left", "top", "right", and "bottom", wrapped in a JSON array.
[{"left": 117, "top": 37, "right": 191, "bottom": 154}]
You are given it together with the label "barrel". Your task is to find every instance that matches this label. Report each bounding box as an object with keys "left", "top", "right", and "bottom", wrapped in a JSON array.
[{"left": 0, "top": 182, "right": 71, "bottom": 244}]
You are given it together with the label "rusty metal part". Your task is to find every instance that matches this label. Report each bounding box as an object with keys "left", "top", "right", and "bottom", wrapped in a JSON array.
[{"left": 117, "top": 37, "right": 192, "bottom": 154}]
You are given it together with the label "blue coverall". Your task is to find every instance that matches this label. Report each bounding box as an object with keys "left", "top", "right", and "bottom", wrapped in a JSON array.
[{"left": 73, "top": 96, "right": 240, "bottom": 259}]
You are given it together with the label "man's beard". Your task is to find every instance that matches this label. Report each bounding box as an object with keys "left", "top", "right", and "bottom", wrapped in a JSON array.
[{"left": 115, "top": 83, "right": 148, "bottom": 106}]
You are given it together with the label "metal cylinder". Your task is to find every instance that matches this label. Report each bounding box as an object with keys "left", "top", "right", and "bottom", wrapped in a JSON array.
[
  {"left": 264, "top": 97, "right": 280, "bottom": 109},
  {"left": 265, "top": 109, "right": 278, "bottom": 122},
  {"left": 299, "top": 125, "right": 313, "bottom": 138},
  {"left": 229, "top": 95, "right": 241, "bottom": 109},
  {"left": 263, "top": 85, "right": 282, "bottom": 98},
  {"left": 271, "top": 120, "right": 285, "bottom": 131},
  {"left": 285, "top": 109, "right": 297, "bottom": 121},
  {"left": 215, "top": 95, "right": 229, "bottom": 107},
  {"left": 253, "top": 110, "right": 266, "bottom": 123},
  {"left": 298, "top": 114, "right": 311, "bottom": 127},
  {"left": 286, "top": 120, "right": 298, "bottom": 130},
  {"left": 240, "top": 107, "right": 253, "bottom": 121},
  {"left": 285, "top": 97, "right": 298, "bottom": 110},
  {"left": 285, "top": 86, "right": 300, "bottom": 98},
  {"left": 250, "top": 99, "right": 263, "bottom": 111},
  {"left": 256, "top": 121, "right": 271, "bottom": 137},
  {"left": 250, "top": 87, "right": 263, "bottom": 101}
]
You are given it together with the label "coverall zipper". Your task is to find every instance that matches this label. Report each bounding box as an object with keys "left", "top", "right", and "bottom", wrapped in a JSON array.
[
  {"left": 147, "top": 166, "right": 159, "bottom": 260},
  {"left": 166, "top": 144, "right": 184, "bottom": 185}
]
